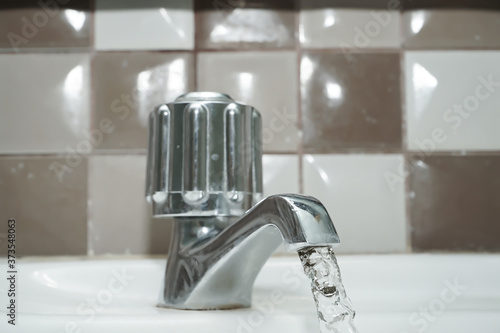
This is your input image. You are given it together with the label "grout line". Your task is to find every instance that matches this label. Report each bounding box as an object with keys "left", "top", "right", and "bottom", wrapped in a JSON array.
[
  {"left": 192, "top": 47, "right": 299, "bottom": 53},
  {"left": 0, "top": 48, "right": 92, "bottom": 55},
  {"left": 406, "top": 151, "right": 500, "bottom": 156},
  {"left": 262, "top": 151, "right": 304, "bottom": 155},
  {"left": 3, "top": 46, "right": 499, "bottom": 56},
  {"left": 90, "top": 150, "right": 148, "bottom": 155},
  {"left": 193, "top": 3, "right": 199, "bottom": 91},
  {"left": 87, "top": 0, "right": 96, "bottom": 257},
  {"left": 297, "top": 47, "right": 402, "bottom": 53},
  {"left": 89, "top": 49, "right": 196, "bottom": 54},
  {"left": 193, "top": 49, "right": 198, "bottom": 91},
  {"left": 400, "top": 32, "right": 413, "bottom": 254},
  {"left": 86, "top": 153, "right": 93, "bottom": 256},
  {"left": 403, "top": 46, "right": 500, "bottom": 51},
  {"left": 4, "top": 150, "right": 500, "bottom": 159},
  {"left": 301, "top": 148, "right": 405, "bottom": 154},
  {"left": 295, "top": 2, "right": 304, "bottom": 195},
  {"left": 399, "top": 11, "right": 415, "bottom": 254},
  {"left": 90, "top": 0, "right": 95, "bottom": 52},
  {"left": 0, "top": 49, "right": 197, "bottom": 56}
]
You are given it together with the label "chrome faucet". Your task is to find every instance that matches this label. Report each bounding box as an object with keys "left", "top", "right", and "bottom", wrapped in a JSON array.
[{"left": 146, "top": 92, "right": 339, "bottom": 310}]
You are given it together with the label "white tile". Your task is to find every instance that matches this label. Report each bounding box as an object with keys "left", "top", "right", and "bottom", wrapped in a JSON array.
[
  {"left": 303, "top": 154, "right": 407, "bottom": 253},
  {"left": 405, "top": 51, "right": 500, "bottom": 151},
  {"left": 300, "top": 9, "right": 400, "bottom": 49},
  {"left": 88, "top": 155, "right": 171, "bottom": 255},
  {"left": 197, "top": 51, "right": 299, "bottom": 152},
  {"left": 262, "top": 154, "right": 299, "bottom": 197},
  {"left": 0, "top": 54, "right": 90, "bottom": 154},
  {"left": 95, "top": 0, "right": 194, "bottom": 50}
]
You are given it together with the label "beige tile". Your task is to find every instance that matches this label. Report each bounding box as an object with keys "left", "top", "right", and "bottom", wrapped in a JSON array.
[
  {"left": 301, "top": 51, "right": 402, "bottom": 152},
  {"left": 0, "top": 156, "right": 87, "bottom": 256},
  {"left": 0, "top": 54, "right": 90, "bottom": 154},
  {"left": 409, "top": 155, "right": 500, "bottom": 252},
  {"left": 197, "top": 51, "right": 299, "bottom": 153},
  {"left": 92, "top": 52, "right": 195, "bottom": 151},
  {"left": 0, "top": 0, "right": 91, "bottom": 51},
  {"left": 88, "top": 155, "right": 171, "bottom": 255},
  {"left": 403, "top": 10, "right": 500, "bottom": 49}
]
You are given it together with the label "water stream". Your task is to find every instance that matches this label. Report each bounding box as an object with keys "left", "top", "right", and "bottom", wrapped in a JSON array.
[{"left": 299, "top": 246, "right": 358, "bottom": 333}]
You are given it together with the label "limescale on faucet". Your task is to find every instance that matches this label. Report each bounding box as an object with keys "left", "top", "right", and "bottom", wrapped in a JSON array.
[{"left": 299, "top": 246, "right": 358, "bottom": 333}]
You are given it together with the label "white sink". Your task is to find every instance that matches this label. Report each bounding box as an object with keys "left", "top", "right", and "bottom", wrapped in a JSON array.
[{"left": 1, "top": 254, "right": 499, "bottom": 333}]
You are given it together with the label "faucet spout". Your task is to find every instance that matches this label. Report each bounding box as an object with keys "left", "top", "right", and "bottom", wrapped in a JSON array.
[
  {"left": 160, "top": 194, "right": 339, "bottom": 310},
  {"left": 147, "top": 93, "right": 341, "bottom": 310}
]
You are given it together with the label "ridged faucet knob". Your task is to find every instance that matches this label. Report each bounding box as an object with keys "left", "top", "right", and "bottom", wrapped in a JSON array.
[{"left": 146, "top": 92, "right": 263, "bottom": 217}]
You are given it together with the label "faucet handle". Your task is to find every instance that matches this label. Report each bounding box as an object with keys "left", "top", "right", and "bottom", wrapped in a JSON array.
[{"left": 146, "top": 92, "right": 263, "bottom": 217}]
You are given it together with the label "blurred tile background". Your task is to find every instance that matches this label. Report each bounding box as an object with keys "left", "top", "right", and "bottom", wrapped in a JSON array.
[
  {"left": 301, "top": 51, "right": 402, "bottom": 152},
  {"left": 0, "top": 0, "right": 499, "bottom": 256},
  {"left": 0, "top": 0, "right": 92, "bottom": 51}
]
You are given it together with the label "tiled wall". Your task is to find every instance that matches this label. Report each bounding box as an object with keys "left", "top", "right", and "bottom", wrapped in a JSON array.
[{"left": 1, "top": 0, "right": 499, "bottom": 256}]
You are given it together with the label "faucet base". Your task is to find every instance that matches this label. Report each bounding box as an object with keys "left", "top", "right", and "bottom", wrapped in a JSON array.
[
  {"left": 157, "top": 195, "right": 340, "bottom": 310},
  {"left": 159, "top": 218, "right": 281, "bottom": 310}
]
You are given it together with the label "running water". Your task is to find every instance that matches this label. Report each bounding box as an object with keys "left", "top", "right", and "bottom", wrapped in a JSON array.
[{"left": 299, "top": 246, "right": 358, "bottom": 333}]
